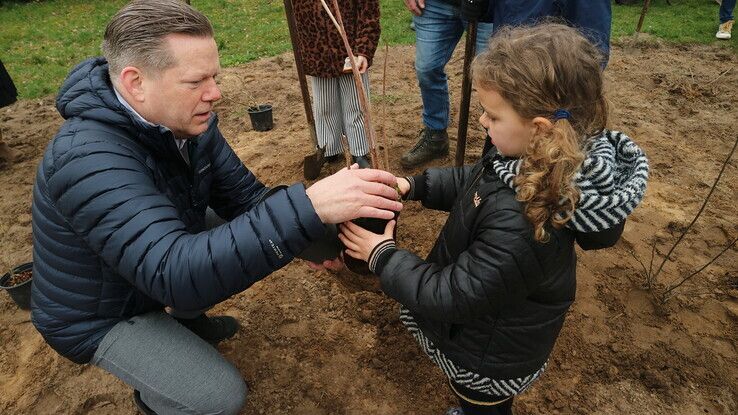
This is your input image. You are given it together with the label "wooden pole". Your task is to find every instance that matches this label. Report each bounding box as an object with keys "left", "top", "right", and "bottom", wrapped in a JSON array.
[
  {"left": 381, "top": 44, "right": 389, "bottom": 171},
  {"left": 283, "top": 0, "right": 319, "bottom": 150},
  {"left": 636, "top": 0, "right": 652, "bottom": 33},
  {"left": 455, "top": 21, "right": 478, "bottom": 167}
]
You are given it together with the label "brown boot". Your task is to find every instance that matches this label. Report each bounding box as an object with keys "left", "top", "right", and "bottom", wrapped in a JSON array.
[{"left": 400, "top": 128, "right": 449, "bottom": 169}]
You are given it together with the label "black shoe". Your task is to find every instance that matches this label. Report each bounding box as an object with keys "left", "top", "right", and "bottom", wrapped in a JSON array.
[
  {"left": 443, "top": 408, "right": 464, "bottom": 415},
  {"left": 400, "top": 128, "right": 449, "bottom": 169},
  {"left": 352, "top": 155, "right": 371, "bottom": 169},
  {"left": 133, "top": 390, "right": 157, "bottom": 415},
  {"left": 175, "top": 314, "right": 239, "bottom": 344},
  {"left": 324, "top": 154, "right": 342, "bottom": 164}
]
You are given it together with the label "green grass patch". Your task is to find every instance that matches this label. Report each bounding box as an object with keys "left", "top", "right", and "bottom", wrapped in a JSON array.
[
  {"left": 612, "top": 0, "right": 735, "bottom": 47},
  {"left": 0, "top": 0, "right": 734, "bottom": 99}
]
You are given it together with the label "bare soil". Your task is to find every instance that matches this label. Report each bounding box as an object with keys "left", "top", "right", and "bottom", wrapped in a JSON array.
[{"left": 0, "top": 39, "right": 736, "bottom": 414}]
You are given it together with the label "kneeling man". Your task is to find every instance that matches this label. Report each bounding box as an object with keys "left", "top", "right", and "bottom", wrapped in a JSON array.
[{"left": 30, "top": 1, "right": 401, "bottom": 414}]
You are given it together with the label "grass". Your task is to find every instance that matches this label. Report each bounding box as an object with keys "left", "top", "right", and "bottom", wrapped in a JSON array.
[
  {"left": 611, "top": 0, "right": 734, "bottom": 44},
  {"left": 0, "top": 0, "right": 734, "bottom": 99}
]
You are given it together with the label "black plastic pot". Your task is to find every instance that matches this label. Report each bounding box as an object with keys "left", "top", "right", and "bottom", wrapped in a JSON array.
[
  {"left": 256, "top": 185, "right": 342, "bottom": 263},
  {"left": 1, "top": 262, "right": 32, "bottom": 310},
  {"left": 298, "top": 223, "right": 342, "bottom": 263},
  {"left": 247, "top": 104, "right": 274, "bottom": 131},
  {"left": 344, "top": 213, "right": 399, "bottom": 275}
]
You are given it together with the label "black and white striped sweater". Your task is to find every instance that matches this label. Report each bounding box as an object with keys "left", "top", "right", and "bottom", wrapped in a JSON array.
[{"left": 492, "top": 130, "right": 649, "bottom": 233}]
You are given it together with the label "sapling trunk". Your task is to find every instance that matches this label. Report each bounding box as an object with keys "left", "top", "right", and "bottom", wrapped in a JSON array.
[
  {"left": 319, "top": 1, "right": 400, "bottom": 275},
  {"left": 341, "top": 134, "right": 352, "bottom": 168},
  {"left": 320, "top": 0, "right": 380, "bottom": 168}
]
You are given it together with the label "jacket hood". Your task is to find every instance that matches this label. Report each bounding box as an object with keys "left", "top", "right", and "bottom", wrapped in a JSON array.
[
  {"left": 56, "top": 57, "right": 132, "bottom": 128},
  {"left": 490, "top": 129, "right": 650, "bottom": 233},
  {"left": 54, "top": 57, "right": 201, "bottom": 158}
]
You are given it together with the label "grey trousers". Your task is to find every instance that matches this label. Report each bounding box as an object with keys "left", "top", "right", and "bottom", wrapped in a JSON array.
[
  {"left": 92, "top": 311, "right": 247, "bottom": 415},
  {"left": 310, "top": 72, "right": 371, "bottom": 158}
]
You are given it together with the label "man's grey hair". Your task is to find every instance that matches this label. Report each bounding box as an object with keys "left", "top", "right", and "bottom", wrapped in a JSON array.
[{"left": 102, "top": 0, "right": 213, "bottom": 79}]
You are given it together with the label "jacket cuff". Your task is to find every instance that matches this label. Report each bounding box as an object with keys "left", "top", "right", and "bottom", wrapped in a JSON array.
[
  {"left": 289, "top": 183, "right": 329, "bottom": 241},
  {"left": 368, "top": 239, "right": 397, "bottom": 274},
  {"left": 405, "top": 174, "right": 427, "bottom": 201}
]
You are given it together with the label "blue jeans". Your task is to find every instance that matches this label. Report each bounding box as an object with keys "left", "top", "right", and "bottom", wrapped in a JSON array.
[
  {"left": 720, "top": 0, "right": 736, "bottom": 23},
  {"left": 414, "top": 0, "right": 494, "bottom": 131}
]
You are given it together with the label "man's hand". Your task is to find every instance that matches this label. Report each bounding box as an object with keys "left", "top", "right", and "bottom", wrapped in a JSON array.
[
  {"left": 339, "top": 220, "right": 396, "bottom": 262},
  {"left": 404, "top": 0, "right": 425, "bottom": 16},
  {"left": 306, "top": 167, "right": 402, "bottom": 224}
]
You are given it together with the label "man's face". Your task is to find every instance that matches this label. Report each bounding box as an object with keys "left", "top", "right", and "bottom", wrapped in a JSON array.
[{"left": 140, "top": 34, "right": 221, "bottom": 138}]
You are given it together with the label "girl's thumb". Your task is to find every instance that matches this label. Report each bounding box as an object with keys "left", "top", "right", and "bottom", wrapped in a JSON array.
[{"left": 385, "top": 220, "right": 396, "bottom": 236}]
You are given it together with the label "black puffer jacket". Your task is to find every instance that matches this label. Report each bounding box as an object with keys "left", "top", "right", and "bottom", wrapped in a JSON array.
[{"left": 374, "top": 153, "right": 621, "bottom": 379}]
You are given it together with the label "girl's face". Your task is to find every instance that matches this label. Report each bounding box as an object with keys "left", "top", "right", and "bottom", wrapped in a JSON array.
[{"left": 476, "top": 86, "right": 536, "bottom": 158}]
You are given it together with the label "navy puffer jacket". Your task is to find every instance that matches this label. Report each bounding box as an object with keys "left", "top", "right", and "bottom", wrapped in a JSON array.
[{"left": 31, "top": 58, "right": 325, "bottom": 363}]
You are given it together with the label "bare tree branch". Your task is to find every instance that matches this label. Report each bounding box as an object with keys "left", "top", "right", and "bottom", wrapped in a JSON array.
[
  {"left": 662, "top": 235, "right": 738, "bottom": 302},
  {"left": 652, "top": 133, "right": 738, "bottom": 281}
]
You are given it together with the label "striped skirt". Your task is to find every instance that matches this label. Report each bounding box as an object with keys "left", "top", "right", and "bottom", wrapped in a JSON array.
[{"left": 399, "top": 306, "right": 546, "bottom": 397}]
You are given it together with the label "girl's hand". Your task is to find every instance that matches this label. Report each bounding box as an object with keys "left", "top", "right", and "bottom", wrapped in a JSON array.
[
  {"left": 356, "top": 55, "right": 368, "bottom": 73},
  {"left": 396, "top": 177, "right": 410, "bottom": 198},
  {"left": 339, "top": 220, "right": 396, "bottom": 261}
]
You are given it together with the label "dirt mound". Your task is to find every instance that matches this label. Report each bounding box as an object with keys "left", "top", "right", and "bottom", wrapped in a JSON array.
[{"left": 0, "top": 42, "right": 736, "bottom": 414}]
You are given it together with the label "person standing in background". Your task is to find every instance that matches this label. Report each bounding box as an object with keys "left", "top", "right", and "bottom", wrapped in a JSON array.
[
  {"left": 400, "top": 0, "right": 494, "bottom": 169},
  {"left": 716, "top": 0, "right": 735, "bottom": 39},
  {"left": 291, "top": 0, "right": 381, "bottom": 168},
  {"left": 0, "top": 59, "right": 18, "bottom": 169}
]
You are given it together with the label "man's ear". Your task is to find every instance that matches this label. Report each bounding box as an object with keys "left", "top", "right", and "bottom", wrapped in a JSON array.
[
  {"left": 531, "top": 116, "right": 553, "bottom": 136},
  {"left": 118, "top": 66, "right": 146, "bottom": 102}
]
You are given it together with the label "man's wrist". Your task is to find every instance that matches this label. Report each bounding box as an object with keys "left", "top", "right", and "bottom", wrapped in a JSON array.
[{"left": 304, "top": 186, "right": 327, "bottom": 223}]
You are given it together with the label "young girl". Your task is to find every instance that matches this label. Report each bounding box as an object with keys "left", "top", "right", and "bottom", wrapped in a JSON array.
[
  {"left": 339, "top": 23, "right": 649, "bottom": 415},
  {"left": 291, "top": 0, "right": 380, "bottom": 168}
]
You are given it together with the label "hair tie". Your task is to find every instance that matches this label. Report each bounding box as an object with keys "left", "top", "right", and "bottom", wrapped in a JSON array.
[{"left": 553, "top": 109, "right": 571, "bottom": 121}]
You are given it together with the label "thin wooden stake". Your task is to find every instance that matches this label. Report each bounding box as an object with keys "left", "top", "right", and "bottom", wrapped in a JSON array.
[
  {"left": 341, "top": 134, "right": 352, "bottom": 168},
  {"left": 381, "top": 43, "right": 389, "bottom": 170},
  {"left": 636, "top": 0, "right": 652, "bottom": 33},
  {"left": 455, "top": 21, "right": 478, "bottom": 167}
]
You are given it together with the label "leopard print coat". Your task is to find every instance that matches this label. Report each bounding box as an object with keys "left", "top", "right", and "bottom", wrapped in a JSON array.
[{"left": 291, "top": 0, "right": 380, "bottom": 78}]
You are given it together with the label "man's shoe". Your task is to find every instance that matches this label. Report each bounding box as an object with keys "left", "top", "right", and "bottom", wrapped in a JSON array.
[
  {"left": 400, "top": 128, "right": 449, "bottom": 169},
  {"left": 175, "top": 314, "right": 239, "bottom": 344},
  {"left": 133, "top": 390, "right": 157, "bottom": 415},
  {"left": 444, "top": 408, "right": 464, "bottom": 415},
  {"left": 352, "top": 155, "right": 371, "bottom": 168},
  {"left": 716, "top": 20, "right": 733, "bottom": 39}
]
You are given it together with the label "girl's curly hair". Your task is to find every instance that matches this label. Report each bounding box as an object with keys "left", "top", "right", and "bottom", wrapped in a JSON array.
[{"left": 471, "top": 22, "right": 608, "bottom": 242}]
